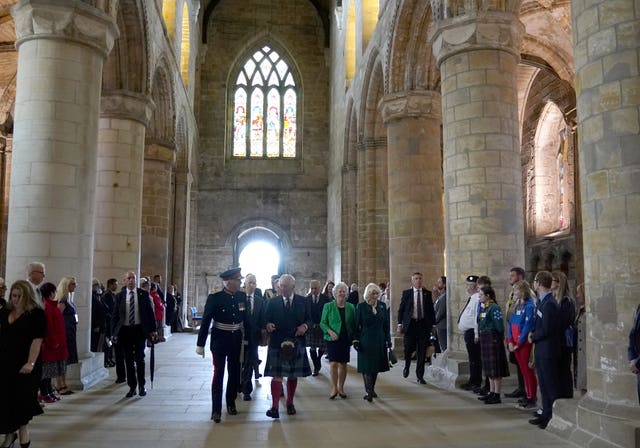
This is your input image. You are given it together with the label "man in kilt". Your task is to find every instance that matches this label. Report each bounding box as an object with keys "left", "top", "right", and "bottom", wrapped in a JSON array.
[
  {"left": 264, "top": 274, "right": 311, "bottom": 418},
  {"left": 196, "top": 268, "right": 247, "bottom": 423},
  {"left": 306, "top": 279, "right": 330, "bottom": 376}
]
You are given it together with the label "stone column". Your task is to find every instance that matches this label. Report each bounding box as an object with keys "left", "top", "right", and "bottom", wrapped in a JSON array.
[
  {"left": 381, "top": 90, "right": 445, "bottom": 338},
  {"left": 7, "top": 0, "right": 118, "bottom": 388},
  {"left": 94, "top": 92, "right": 153, "bottom": 282},
  {"left": 171, "top": 170, "right": 192, "bottom": 295},
  {"left": 429, "top": 11, "right": 525, "bottom": 387},
  {"left": 141, "top": 143, "right": 175, "bottom": 281},
  {"left": 549, "top": 1, "right": 640, "bottom": 446}
]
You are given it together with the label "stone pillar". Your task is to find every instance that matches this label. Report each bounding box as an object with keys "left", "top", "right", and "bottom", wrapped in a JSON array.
[
  {"left": 381, "top": 90, "right": 445, "bottom": 338},
  {"left": 141, "top": 143, "right": 175, "bottom": 281},
  {"left": 549, "top": 1, "right": 640, "bottom": 446},
  {"left": 429, "top": 11, "right": 525, "bottom": 387},
  {"left": 94, "top": 92, "right": 153, "bottom": 282},
  {"left": 171, "top": 171, "right": 192, "bottom": 294},
  {"left": 7, "top": 0, "right": 118, "bottom": 389}
]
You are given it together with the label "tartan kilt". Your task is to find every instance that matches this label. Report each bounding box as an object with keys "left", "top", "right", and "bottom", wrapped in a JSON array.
[
  {"left": 479, "top": 330, "right": 510, "bottom": 378},
  {"left": 264, "top": 342, "right": 312, "bottom": 378},
  {"left": 306, "top": 325, "right": 326, "bottom": 350}
]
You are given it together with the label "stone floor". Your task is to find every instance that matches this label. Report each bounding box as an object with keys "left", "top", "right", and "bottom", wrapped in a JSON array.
[{"left": 30, "top": 333, "right": 576, "bottom": 448}]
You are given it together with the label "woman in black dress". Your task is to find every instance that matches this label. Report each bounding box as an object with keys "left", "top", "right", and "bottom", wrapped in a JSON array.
[
  {"left": 0, "top": 280, "right": 46, "bottom": 448},
  {"left": 320, "top": 282, "right": 355, "bottom": 399}
]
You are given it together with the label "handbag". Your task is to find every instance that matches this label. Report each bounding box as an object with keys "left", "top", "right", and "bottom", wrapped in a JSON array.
[{"left": 388, "top": 347, "right": 398, "bottom": 365}]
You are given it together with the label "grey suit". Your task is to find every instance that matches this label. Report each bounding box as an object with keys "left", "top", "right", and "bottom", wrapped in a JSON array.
[{"left": 434, "top": 291, "right": 447, "bottom": 351}]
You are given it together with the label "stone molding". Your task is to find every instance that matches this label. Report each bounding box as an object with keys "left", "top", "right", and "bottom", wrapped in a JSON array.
[
  {"left": 381, "top": 90, "right": 442, "bottom": 124},
  {"left": 100, "top": 90, "right": 155, "bottom": 127},
  {"left": 144, "top": 143, "right": 176, "bottom": 165},
  {"left": 429, "top": 11, "right": 524, "bottom": 67},
  {"left": 174, "top": 171, "right": 193, "bottom": 185},
  {"left": 12, "top": 0, "right": 119, "bottom": 58}
]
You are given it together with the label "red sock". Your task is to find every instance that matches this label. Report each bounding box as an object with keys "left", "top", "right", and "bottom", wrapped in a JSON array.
[
  {"left": 271, "top": 380, "right": 282, "bottom": 409},
  {"left": 286, "top": 377, "right": 298, "bottom": 405}
]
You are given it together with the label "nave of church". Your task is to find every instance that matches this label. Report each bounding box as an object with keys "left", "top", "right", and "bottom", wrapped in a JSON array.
[{"left": 31, "top": 333, "right": 575, "bottom": 448}]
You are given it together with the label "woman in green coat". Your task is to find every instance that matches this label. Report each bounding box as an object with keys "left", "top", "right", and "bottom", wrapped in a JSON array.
[
  {"left": 354, "top": 283, "right": 390, "bottom": 402},
  {"left": 320, "top": 282, "right": 356, "bottom": 399}
]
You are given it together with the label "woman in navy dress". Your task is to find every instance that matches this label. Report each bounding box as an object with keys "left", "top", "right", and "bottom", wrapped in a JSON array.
[{"left": 55, "top": 276, "right": 78, "bottom": 395}]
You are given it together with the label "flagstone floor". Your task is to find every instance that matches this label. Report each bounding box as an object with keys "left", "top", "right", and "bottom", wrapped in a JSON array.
[{"left": 28, "top": 333, "right": 576, "bottom": 448}]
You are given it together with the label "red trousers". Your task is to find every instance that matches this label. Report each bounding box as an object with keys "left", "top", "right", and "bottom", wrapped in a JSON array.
[{"left": 513, "top": 341, "right": 537, "bottom": 400}]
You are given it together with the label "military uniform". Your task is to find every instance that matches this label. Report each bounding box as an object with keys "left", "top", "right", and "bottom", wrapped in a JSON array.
[{"left": 197, "top": 268, "right": 247, "bottom": 422}]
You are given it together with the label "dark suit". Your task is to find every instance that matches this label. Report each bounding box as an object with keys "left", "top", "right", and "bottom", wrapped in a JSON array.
[
  {"left": 112, "top": 288, "right": 156, "bottom": 391},
  {"left": 241, "top": 291, "right": 265, "bottom": 396},
  {"left": 306, "top": 293, "right": 331, "bottom": 372},
  {"left": 531, "top": 292, "right": 561, "bottom": 422},
  {"left": 434, "top": 291, "right": 447, "bottom": 352},
  {"left": 398, "top": 287, "right": 435, "bottom": 380}
]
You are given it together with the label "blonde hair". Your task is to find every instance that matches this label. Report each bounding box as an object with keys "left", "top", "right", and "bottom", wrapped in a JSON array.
[
  {"left": 363, "top": 283, "right": 381, "bottom": 301},
  {"left": 512, "top": 280, "right": 535, "bottom": 301},
  {"left": 55, "top": 276, "right": 76, "bottom": 301},
  {"left": 8, "top": 280, "right": 41, "bottom": 311},
  {"left": 552, "top": 270, "right": 572, "bottom": 302}
]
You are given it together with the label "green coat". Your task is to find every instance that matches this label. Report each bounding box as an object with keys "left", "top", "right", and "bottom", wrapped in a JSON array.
[
  {"left": 354, "top": 301, "right": 390, "bottom": 374},
  {"left": 320, "top": 301, "right": 356, "bottom": 341}
]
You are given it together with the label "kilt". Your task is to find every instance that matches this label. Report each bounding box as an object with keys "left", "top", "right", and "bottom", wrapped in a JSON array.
[
  {"left": 306, "top": 325, "right": 326, "bottom": 350},
  {"left": 264, "top": 342, "right": 312, "bottom": 378},
  {"left": 479, "top": 331, "right": 510, "bottom": 378}
]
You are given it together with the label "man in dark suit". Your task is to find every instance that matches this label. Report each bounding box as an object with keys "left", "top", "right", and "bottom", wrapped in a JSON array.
[
  {"left": 306, "top": 279, "right": 330, "bottom": 375},
  {"left": 102, "top": 278, "right": 120, "bottom": 372},
  {"left": 433, "top": 276, "right": 447, "bottom": 352},
  {"left": 112, "top": 271, "right": 157, "bottom": 398},
  {"left": 241, "top": 273, "right": 266, "bottom": 401},
  {"left": 528, "top": 270, "right": 561, "bottom": 429},
  {"left": 397, "top": 272, "right": 435, "bottom": 384}
]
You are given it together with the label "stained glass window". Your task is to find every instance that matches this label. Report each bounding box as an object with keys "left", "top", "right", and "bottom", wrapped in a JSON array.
[{"left": 231, "top": 45, "right": 298, "bottom": 158}]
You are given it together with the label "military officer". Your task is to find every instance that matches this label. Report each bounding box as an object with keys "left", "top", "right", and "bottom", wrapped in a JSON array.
[{"left": 196, "top": 268, "right": 247, "bottom": 423}]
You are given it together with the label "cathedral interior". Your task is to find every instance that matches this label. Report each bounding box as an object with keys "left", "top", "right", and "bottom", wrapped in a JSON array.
[{"left": 0, "top": 0, "right": 638, "bottom": 446}]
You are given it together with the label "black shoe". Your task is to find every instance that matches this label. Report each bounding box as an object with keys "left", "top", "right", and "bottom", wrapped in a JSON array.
[
  {"left": 417, "top": 378, "right": 426, "bottom": 384},
  {"left": 478, "top": 393, "right": 491, "bottom": 401},
  {"left": 286, "top": 404, "right": 296, "bottom": 415},
  {"left": 139, "top": 387, "right": 147, "bottom": 397},
  {"left": 312, "top": 369, "right": 319, "bottom": 377},
  {"left": 485, "top": 393, "right": 501, "bottom": 404},
  {"left": 211, "top": 412, "right": 221, "bottom": 423},
  {"left": 460, "top": 382, "right": 474, "bottom": 391},
  {"left": 243, "top": 394, "right": 252, "bottom": 401},
  {"left": 371, "top": 391, "right": 378, "bottom": 398},
  {"left": 266, "top": 407, "right": 279, "bottom": 419},
  {"left": 529, "top": 416, "right": 547, "bottom": 426},
  {"left": 505, "top": 388, "right": 525, "bottom": 398},
  {"left": 402, "top": 367, "right": 409, "bottom": 378},
  {"left": 125, "top": 388, "right": 137, "bottom": 398},
  {"left": 363, "top": 393, "right": 373, "bottom": 402},
  {"left": 115, "top": 378, "right": 126, "bottom": 384},
  {"left": 227, "top": 403, "right": 237, "bottom": 415},
  {"left": 474, "top": 386, "right": 489, "bottom": 395}
]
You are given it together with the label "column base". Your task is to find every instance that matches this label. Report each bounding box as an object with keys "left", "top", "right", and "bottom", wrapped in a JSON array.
[
  {"left": 548, "top": 395, "right": 640, "bottom": 448},
  {"left": 66, "top": 354, "right": 109, "bottom": 390},
  {"left": 425, "top": 350, "right": 469, "bottom": 390}
]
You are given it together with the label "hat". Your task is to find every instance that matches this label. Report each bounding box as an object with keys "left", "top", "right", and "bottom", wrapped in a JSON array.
[
  {"left": 220, "top": 267, "right": 243, "bottom": 281},
  {"left": 466, "top": 275, "right": 479, "bottom": 283}
]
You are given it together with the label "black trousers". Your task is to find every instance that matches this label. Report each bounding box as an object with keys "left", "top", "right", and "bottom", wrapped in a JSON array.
[
  {"left": 464, "top": 329, "right": 482, "bottom": 386},
  {"left": 119, "top": 325, "right": 147, "bottom": 390},
  {"left": 535, "top": 353, "right": 559, "bottom": 421},
  {"left": 210, "top": 331, "right": 242, "bottom": 414},
  {"left": 241, "top": 341, "right": 259, "bottom": 395},
  {"left": 558, "top": 347, "right": 574, "bottom": 398},
  {"left": 114, "top": 340, "right": 126, "bottom": 381},
  {"left": 403, "top": 319, "right": 429, "bottom": 380}
]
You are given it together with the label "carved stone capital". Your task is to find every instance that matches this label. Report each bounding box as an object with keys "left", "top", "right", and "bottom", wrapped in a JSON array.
[
  {"left": 429, "top": 11, "right": 524, "bottom": 68},
  {"left": 144, "top": 143, "right": 176, "bottom": 165},
  {"left": 100, "top": 91, "right": 155, "bottom": 127},
  {"left": 12, "top": 0, "right": 119, "bottom": 58},
  {"left": 381, "top": 90, "right": 442, "bottom": 124}
]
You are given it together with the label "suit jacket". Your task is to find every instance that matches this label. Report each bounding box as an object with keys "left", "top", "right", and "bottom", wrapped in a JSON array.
[
  {"left": 531, "top": 292, "right": 561, "bottom": 359},
  {"left": 245, "top": 291, "right": 266, "bottom": 347},
  {"left": 398, "top": 287, "right": 435, "bottom": 331},
  {"left": 434, "top": 291, "right": 447, "bottom": 332},
  {"left": 112, "top": 288, "right": 156, "bottom": 338},
  {"left": 306, "top": 293, "right": 331, "bottom": 325},
  {"left": 264, "top": 294, "right": 309, "bottom": 349}
]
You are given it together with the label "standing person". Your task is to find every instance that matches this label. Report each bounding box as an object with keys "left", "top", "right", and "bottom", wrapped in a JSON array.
[
  {"left": 149, "top": 283, "right": 166, "bottom": 342},
  {"left": 90, "top": 279, "right": 107, "bottom": 354},
  {"left": 0, "top": 277, "right": 7, "bottom": 309},
  {"left": 263, "top": 275, "right": 280, "bottom": 300},
  {"left": 433, "top": 276, "right": 447, "bottom": 352},
  {"left": 26, "top": 262, "right": 46, "bottom": 306},
  {"left": 528, "top": 271, "right": 561, "bottom": 429},
  {"left": 112, "top": 271, "right": 157, "bottom": 399},
  {"left": 165, "top": 285, "right": 177, "bottom": 333},
  {"left": 458, "top": 275, "right": 482, "bottom": 391},
  {"left": 306, "top": 279, "right": 329, "bottom": 376},
  {"left": 354, "top": 283, "right": 390, "bottom": 402},
  {"left": 320, "top": 282, "right": 356, "bottom": 399},
  {"left": 629, "top": 302, "right": 640, "bottom": 404},
  {"left": 347, "top": 284, "right": 359, "bottom": 307},
  {"left": 504, "top": 267, "right": 526, "bottom": 399},
  {"left": 101, "top": 278, "right": 119, "bottom": 369},
  {"left": 476, "top": 286, "right": 510, "bottom": 404},
  {"left": 507, "top": 280, "right": 537, "bottom": 409},
  {"left": 397, "top": 272, "right": 435, "bottom": 384},
  {"left": 40, "top": 282, "right": 67, "bottom": 404},
  {"left": 241, "top": 273, "right": 266, "bottom": 401},
  {"left": 264, "top": 274, "right": 311, "bottom": 418},
  {"left": 152, "top": 274, "right": 165, "bottom": 302},
  {"left": 195, "top": 268, "right": 246, "bottom": 423},
  {"left": 0, "top": 280, "right": 46, "bottom": 448},
  {"left": 322, "top": 280, "right": 335, "bottom": 301},
  {"left": 55, "top": 276, "right": 78, "bottom": 395},
  {"left": 552, "top": 270, "right": 576, "bottom": 398},
  {"left": 574, "top": 283, "right": 587, "bottom": 392}
]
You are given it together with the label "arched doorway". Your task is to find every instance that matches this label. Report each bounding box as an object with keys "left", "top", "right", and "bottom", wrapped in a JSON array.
[{"left": 234, "top": 226, "right": 284, "bottom": 291}]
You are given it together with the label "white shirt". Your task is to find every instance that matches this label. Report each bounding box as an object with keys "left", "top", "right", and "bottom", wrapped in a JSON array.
[
  {"left": 458, "top": 292, "right": 480, "bottom": 336},
  {"left": 124, "top": 288, "right": 140, "bottom": 325},
  {"left": 283, "top": 295, "right": 294, "bottom": 308}
]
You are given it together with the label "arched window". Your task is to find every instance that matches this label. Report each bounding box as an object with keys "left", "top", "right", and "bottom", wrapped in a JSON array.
[{"left": 231, "top": 45, "right": 298, "bottom": 158}]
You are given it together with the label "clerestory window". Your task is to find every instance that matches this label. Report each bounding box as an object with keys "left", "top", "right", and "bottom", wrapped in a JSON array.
[{"left": 231, "top": 45, "right": 298, "bottom": 158}]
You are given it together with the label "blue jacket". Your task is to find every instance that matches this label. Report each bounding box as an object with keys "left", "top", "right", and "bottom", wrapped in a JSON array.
[
  {"left": 507, "top": 298, "right": 535, "bottom": 346},
  {"left": 628, "top": 304, "right": 640, "bottom": 368},
  {"left": 531, "top": 292, "right": 561, "bottom": 359}
]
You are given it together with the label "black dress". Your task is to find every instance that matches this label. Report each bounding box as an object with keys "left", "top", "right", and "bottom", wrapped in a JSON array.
[
  {"left": 326, "top": 308, "right": 350, "bottom": 363},
  {"left": 0, "top": 308, "right": 46, "bottom": 433},
  {"left": 61, "top": 298, "right": 78, "bottom": 364}
]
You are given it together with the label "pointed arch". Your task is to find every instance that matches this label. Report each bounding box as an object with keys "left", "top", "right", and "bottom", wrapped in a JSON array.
[{"left": 147, "top": 59, "right": 176, "bottom": 147}]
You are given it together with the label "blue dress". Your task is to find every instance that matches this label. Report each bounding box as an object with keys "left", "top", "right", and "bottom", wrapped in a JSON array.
[{"left": 60, "top": 297, "right": 78, "bottom": 364}]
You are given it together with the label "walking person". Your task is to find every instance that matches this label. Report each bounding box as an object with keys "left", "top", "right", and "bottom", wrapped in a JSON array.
[
  {"left": 241, "top": 273, "right": 265, "bottom": 401},
  {"left": 306, "top": 279, "right": 329, "bottom": 376}
]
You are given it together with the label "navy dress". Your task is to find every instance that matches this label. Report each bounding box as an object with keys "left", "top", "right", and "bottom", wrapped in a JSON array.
[
  {"left": 326, "top": 308, "right": 351, "bottom": 363},
  {"left": 60, "top": 298, "right": 78, "bottom": 364}
]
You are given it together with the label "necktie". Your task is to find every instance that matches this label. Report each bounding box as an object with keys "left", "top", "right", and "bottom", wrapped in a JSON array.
[
  {"left": 417, "top": 290, "right": 423, "bottom": 319},
  {"left": 129, "top": 291, "right": 135, "bottom": 325},
  {"left": 313, "top": 295, "right": 317, "bottom": 304},
  {"left": 249, "top": 295, "right": 253, "bottom": 314},
  {"left": 286, "top": 297, "right": 291, "bottom": 309}
]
